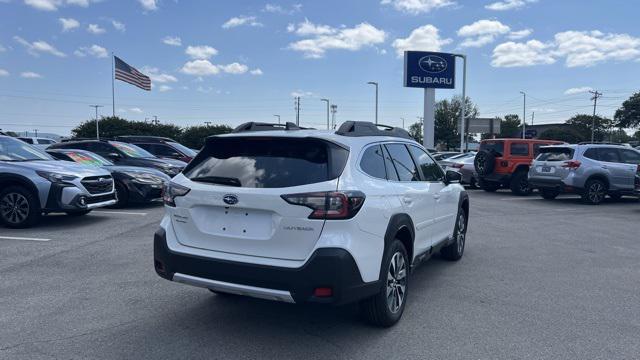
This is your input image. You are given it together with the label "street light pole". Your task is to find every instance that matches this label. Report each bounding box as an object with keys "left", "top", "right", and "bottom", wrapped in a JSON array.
[
  {"left": 89, "top": 105, "right": 104, "bottom": 140},
  {"left": 273, "top": 115, "right": 281, "bottom": 124},
  {"left": 400, "top": 117, "right": 405, "bottom": 129},
  {"left": 367, "top": 82, "right": 378, "bottom": 124},
  {"left": 320, "top": 99, "right": 330, "bottom": 130},
  {"left": 454, "top": 54, "right": 467, "bottom": 152},
  {"left": 519, "top": 91, "right": 526, "bottom": 139}
]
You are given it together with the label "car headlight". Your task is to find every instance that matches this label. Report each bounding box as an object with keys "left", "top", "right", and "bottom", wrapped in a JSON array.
[
  {"left": 36, "top": 170, "right": 78, "bottom": 183},
  {"left": 122, "top": 171, "right": 165, "bottom": 184}
]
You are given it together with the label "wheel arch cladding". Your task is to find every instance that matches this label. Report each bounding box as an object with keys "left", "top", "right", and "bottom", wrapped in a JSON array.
[
  {"left": 384, "top": 214, "right": 415, "bottom": 264},
  {"left": 0, "top": 174, "right": 39, "bottom": 198},
  {"left": 586, "top": 174, "right": 610, "bottom": 189},
  {"left": 459, "top": 191, "right": 469, "bottom": 218}
]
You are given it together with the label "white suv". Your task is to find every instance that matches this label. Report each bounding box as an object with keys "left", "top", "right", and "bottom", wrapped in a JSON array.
[{"left": 154, "top": 121, "right": 469, "bottom": 326}]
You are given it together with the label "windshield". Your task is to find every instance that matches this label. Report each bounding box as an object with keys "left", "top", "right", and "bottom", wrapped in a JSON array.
[
  {"left": 63, "top": 151, "right": 113, "bottom": 166},
  {"left": 168, "top": 141, "right": 197, "bottom": 157},
  {"left": 110, "top": 141, "right": 156, "bottom": 158},
  {"left": 0, "top": 136, "right": 52, "bottom": 161}
]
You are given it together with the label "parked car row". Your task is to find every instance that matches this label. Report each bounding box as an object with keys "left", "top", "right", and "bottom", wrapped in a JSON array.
[{"left": 0, "top": 135, "right": 193, "bottom": 228}]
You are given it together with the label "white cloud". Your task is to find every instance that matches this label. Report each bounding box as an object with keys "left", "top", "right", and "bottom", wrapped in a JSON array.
[
  {"left": 158, "top": 85, "right": 172, "bottom": 92},
  {"left": 381, "top": 0, "right": 455, "bottom": 14},
  {"left": 485, "top": 0, "right": 537, "bottom": 11},
  {"left": 219, "top": 62, "right": 248, "bottom": 74},
  {"left": 14, "top": 36, "right": 66, "bottom": 57},
  {"left": 0, "top": 69, "right": 9, "bottom": 77},
  {"left": 111, "top": 20, "right": 125, "bottom": 32},
  {"left": 554, "top": 30, "right": 640, "bottom": 67},
  {"left": 0, "top": 44, "right": 5, "bottom": 52},
  {"left": 59, "top": 17, "right": 79, "bottom": 32},
  {"left": 162, "top": 36, "right": 181, "bottom": 46},
  {"left": 24, "top": 0, "right": 96, "bottom": 11},
  {"left": 492, "top": 30, "right": 640, "bottom": 68},
  {"left": 21, "top": 71, "right": 42, "bottom": 78},
  {"left": 87, "top": 23, "right": 105, "bottom": 34},
  {"left": 507, "top": 29, "right": 532, "bottom": 40},
  {"left": 288, "top": 22, "right": 386, "bottom": 58},
  {"left": 250, "top": 68, "right": 263, "bottom": 75},
  {"left": 138, "top": 0, "right": 156, "bottom": 11},
  {"left": 491, "top": 39, "right": 555, "bottom": 67},
  {"left": 457, "top": 19, "right": 510, "bottom": 48},
  {"left": 564, "top": 87, "right": 593, "bottom": 95},
  {"left": 263, "top": 3, "right": 301, "bottom": 14},
  {"left": 222, "top": 15, "right": 263, "bottom": 29},
  {"left": 181, "top": 60, "right": 220, "bottom": 76},
  {"left": 129, "top": 107, "right": 143, "bottom": 113},
  {"left": 74, "top": 44, "right": 107, "bottom": 58},
  {"left": 290, "top": 90, "right": 314, "bottom": 98},
  {"left": 141, "top": 66, "right": 178, "bottom": 83},
  {"left": 287, "top": 19, "right": 335, "bottom": 36},
  {"left": 185, "top": 45, "right": 218, "bottom": 59},
  {"left": 392, "top": 24, "right": 452, "bottom": 57}
]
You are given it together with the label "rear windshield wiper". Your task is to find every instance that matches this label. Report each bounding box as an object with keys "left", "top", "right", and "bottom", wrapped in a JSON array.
[{"left": 190, "top": 176, "right": 241, "bottom": 187}]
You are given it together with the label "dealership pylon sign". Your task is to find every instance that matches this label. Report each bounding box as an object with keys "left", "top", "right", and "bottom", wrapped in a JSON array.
[{"left": 404, "top": 51, "right": 463, "bottom": 150}]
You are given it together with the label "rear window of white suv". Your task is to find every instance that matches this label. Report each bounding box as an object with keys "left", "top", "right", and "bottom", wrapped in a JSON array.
[
  {"left": 183, "top": 137, "right": 348, "bottom": 188},
  {"left": 536, "top": 147, "right": 574, "bottom": 161}
]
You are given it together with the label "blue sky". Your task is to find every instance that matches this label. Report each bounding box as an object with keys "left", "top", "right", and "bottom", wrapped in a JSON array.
[{"left": 1, "top": 0, "right": 640, "bottom": 136}]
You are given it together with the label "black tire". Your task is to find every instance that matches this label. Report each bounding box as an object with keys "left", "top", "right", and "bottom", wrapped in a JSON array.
[
  {"left": 478, "top": 178, "right": 500, "bottom": 192},
  {"left": 0, "top": 185, "right": 40, "bottom": 228},
  {"left": 474, "top": 150, "right": 495, "bottom": 176},
  {"left": 582, "top": 179, "right": 607, "bottom": 205},
  {"left": 361, "top": 239, "right": 409, "bottom": 327},
  {"left": 609, "top": 193, "right": 623, "bottom": 201},
  {"left": 441, "top": 208, "right": 467, "bottom": 261},
  {"left": 510, "top": 170, "right": 532, "bottom": 196},
  {"left": 66, "top": 210, "right": 92, "bottom": 217},
  {"left": 113, "top": 182, "right": 129, "bottom": 208},
  {"left": 540, "top": 189, "right": 560, "bottom": 200}
]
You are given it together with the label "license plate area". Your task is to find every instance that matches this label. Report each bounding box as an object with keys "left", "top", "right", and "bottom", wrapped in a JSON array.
[
  {"left": 189, "top": 205, "right": 275, "bottom": 240},
  {"left": 538, "top": 165, "right": 554, "bottom": 173}
]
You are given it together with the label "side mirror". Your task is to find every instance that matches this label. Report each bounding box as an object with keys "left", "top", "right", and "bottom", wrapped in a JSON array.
[{"left": 445, "top": 170, "right": 462, "bottom": 184}]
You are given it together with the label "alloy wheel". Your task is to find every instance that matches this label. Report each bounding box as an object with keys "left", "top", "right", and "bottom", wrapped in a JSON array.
[
  {"left": 588, "top": 182, "right": 605, "bottom": 203},
  {"left": 386, "top": 251, "right": 407, "bottom": 314},
  {"left": 456, "top": 212, "right": 466, "bottom": 255},
  {"left": 0, "top": 192, "right": 30, "bottom": 225}
]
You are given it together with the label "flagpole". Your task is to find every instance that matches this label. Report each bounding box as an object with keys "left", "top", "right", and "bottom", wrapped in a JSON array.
[{"left": 111, "top": 52, "right": 115, "bottom": 117}]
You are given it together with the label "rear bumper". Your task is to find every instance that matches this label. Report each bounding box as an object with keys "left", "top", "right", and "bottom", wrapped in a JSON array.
[
  {"left": 153, "top": 228, "right": 380, "bottom": 305},
  {"left": 478, "top": 173, "right": 510, "bottom": 184},
  {"left": 528, "top": 178, "right": 570, "bottom": 192}
]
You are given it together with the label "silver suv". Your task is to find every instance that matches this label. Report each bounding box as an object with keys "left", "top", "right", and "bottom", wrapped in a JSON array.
[{"left": 528, "top": 144, "right": 640, "bottom": 204}]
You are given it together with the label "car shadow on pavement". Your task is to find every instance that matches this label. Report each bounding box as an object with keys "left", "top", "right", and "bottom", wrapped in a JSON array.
[{"left": 34, "top": 212, "right": 111, "bottom": 229}]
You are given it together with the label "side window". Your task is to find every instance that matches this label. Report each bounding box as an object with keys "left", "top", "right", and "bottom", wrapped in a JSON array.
[
  {"left": 583, "top": 148, "right": 598, "bottom": 160},
  {"left": 152, "top": 144, "right": 179, "bottom": 157},
  {"left": 135, "top": 143, "right": 154, "bottom": 152},
  {"left": 87, "top": 142, "right": 113, "bottom": 156},
  {"left": 510, "top": 142, "right": 529, "bottom": 156},
  {"left": 408, "top": 145, "right": 444, "bottom": 181},
  {"left": 597, "top": 148, "right": 621, "bottom": 163},
  {"left": 384, "top": 144, "right": 420, "bottom": 182},
  {"left": 49, "top": 152, "right": 69, "bottom": 161},
  {"left": 19, "top": 138, "right": 34, "bottom": 144},
  {"left": 360, "top": 145, "right": 387, "bottom": 179},
  {"left": 619, "top": 149, "right": 640, "bottom": 164},
  {"left": 381, "top": 145, "right": 399, "bottom": 181}
]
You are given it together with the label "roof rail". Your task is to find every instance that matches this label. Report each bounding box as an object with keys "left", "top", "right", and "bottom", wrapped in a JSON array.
[
  {"left": 335, "top": 121, "right": 413, "bottom": 140},
  {"left": 232, "top": 122, "right": 308, "bottom": 133},
  {"left": 577, "top": 141, "right": 624, "bottom": 145},
  {"left": 114, "top": 135, "right": 176, "bottom": 143}
]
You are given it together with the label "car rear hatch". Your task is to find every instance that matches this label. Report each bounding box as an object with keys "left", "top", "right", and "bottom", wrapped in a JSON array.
[
  {"left": 530, "top": 146, "right": 575, "bottom": 180},
  {"left": 171, "top": 136, "right": 349, "bottom": 261}
]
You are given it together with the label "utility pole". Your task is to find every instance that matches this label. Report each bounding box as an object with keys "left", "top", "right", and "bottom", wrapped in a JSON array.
[
  {"left": 330, "top": 105, "right": 337, "bottom": 129},
  {"left": 320, "top": 99, "right": 330, "bottom": 130},
  {"left": 273, "top": 115, "right": 280, "bottom": 124},
  {"left": 153, "top": 116, "right": 159, "bottom": 125},
  {"left": 589, "top": 90, "right": 602, "bottom": 142},
  {"left": 294, "top": 97, "right": 301, "bottom": 126},
  {"left": 33, "top": 129, "right": 38, "bottom": 137},
  {"left": 400, "top": 117, "right": 405, "bottom": 129},
  {"left": 204, "top": 121, "right": 212, "bottom": 126},
  {"left": 367, "top": 81, "right": 379, "bottom": 124},
  {"left": 89, "top": 105, "right": 104, "bottom": 140},
  {"left": 519, "top": 91, "right": 526, "bottom": 139},
  {"left": 531, "top": 112, "right": 535, "bottom": 127}
]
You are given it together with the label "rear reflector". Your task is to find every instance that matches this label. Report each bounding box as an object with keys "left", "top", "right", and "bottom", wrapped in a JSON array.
[{"left": 313, "top": 287, "right": 333, "bottom": 297}]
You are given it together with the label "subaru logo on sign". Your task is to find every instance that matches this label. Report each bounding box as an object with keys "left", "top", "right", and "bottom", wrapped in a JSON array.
[
  {"left": 419, "top": 55, "right": 447, "bottom": 73},
  {"left": 223, "top": 194, "right": 238, "bottom": 205}
]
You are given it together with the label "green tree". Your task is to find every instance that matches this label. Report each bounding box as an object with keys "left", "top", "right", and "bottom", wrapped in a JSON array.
[
  {"left": 180, "top": 124, "right": 233, "bottom": 149},
  {"left": 565, "top": 114, "right": 613, "bottom": 142},
  {"left": 538, "top": 127, "right": 585, "bottom": 143},
  {"left": 435, "top": 96, "right": 479, "bottom": 149},
  {"left": 499, "top": 114, "right": 522, "bottom": 138},
  {"left": 72, "top": 116, "right": 183, "bottom": 139},
  {"left": 614, "top": 91, "right": 640, "bottom": 128},
  {"left": 408, "top": 122, "right": 422, "bottom": 144}
]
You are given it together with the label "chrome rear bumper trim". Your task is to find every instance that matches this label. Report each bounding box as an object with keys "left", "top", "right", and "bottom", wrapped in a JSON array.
[{"left": 172, "top": 273, "right": 295, "bottom": 303}]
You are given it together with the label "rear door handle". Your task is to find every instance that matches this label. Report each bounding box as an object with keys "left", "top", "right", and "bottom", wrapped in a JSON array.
[
  {"left": 402, "top": 196, "right": 413, "bottom": 204},
  {"left": 601, "top": 165, "right": 608, "bottom": 169},
  {"left": 433, "top": 194, "right": 441, "bottom": 200}
]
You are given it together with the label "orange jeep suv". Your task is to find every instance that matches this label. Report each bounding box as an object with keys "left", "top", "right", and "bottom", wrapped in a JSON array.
[{"left": 474, "top": 138, "right": 565, "bottom": 195}]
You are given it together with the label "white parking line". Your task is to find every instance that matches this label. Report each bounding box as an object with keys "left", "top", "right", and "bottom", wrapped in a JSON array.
[
  {"left": 93, "top": 210, "right": 148, "bottom": 216},
  {"left": 499, "top": 197, "right": 542, "bottom": 201},
  {"left": 0, "top": 235, "right": 51, "bottom": 242}
]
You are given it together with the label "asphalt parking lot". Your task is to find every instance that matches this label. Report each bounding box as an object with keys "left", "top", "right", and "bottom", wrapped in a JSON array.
[{"left": 1, "top": 191, "right": 639, "bottom": 360}]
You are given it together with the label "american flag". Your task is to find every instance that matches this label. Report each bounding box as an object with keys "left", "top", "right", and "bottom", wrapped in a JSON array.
[{"left": 114, "top": 56, "right": 151, "bottom": 91}]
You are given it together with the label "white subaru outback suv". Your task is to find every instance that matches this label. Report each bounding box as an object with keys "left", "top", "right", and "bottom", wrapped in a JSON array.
[{"left": 154, "top": 121, "right": 469, "bottom": 326}]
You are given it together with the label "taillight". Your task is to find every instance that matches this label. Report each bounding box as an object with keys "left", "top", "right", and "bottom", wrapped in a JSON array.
[
  {"left": 281, "top": 191, "right": 366, "bottom": 220},
  {"left": 561, "top": 160, "right": 581, "bottom": 170},
  {"left": 162, "top": 182, "right": 190, "bottom": 207}
]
